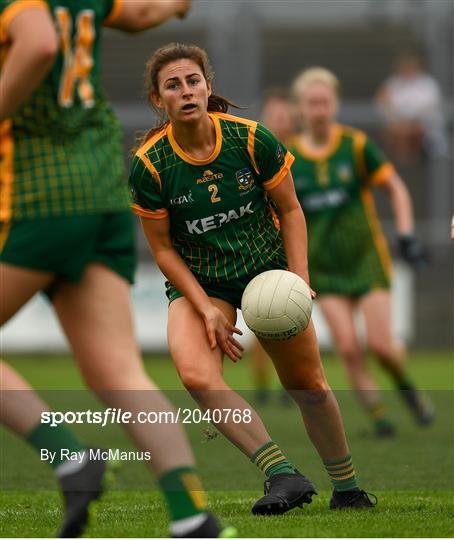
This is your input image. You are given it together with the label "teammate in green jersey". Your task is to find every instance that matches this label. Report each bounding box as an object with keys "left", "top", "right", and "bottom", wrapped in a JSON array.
[
  {"left": 130, "top": 42, "right": 376, "bottom": 514},
  {"left": 250, "top": 88, "right": 297, "bottom": 406},
  {"left": 0, "top": 3, "right": 235, "bottom": 538},
  {"left": 289, "top": 67, "right": 433, "bottom": 437}
]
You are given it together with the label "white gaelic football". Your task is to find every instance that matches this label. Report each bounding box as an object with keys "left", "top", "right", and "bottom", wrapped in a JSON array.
[{"left": 241, "top": 270, "right": 312, "bottom": 341}]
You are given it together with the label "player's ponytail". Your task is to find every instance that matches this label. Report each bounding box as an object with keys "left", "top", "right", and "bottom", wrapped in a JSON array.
[
  {"left": 136, "top": 43, "right": 240, "bottom": 148},
  {"left": 207, "top": 94, "right": 239, "bottom": 113}
]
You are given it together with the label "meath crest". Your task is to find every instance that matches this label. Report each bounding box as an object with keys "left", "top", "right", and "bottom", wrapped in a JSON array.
[{"left": 236, "top": 167, "right": 255, "bottom": 191}]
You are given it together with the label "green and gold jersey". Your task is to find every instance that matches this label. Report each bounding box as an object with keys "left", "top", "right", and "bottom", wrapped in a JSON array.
[
  {"left": 0, "top": 0, "right": 129, "bottom": 221},
  {"left": 129, "top": 112, "right": 294, "bottom": 285},
  {"left": 288, "top": 124, "right": 393, "bottom": 296}
]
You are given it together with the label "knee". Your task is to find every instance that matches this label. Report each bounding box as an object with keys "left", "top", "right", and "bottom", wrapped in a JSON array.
[
  {"left": 336, "top": 338, "right": 361, "bottom": 362},
  {"left": 287, "top": 374, "right": 330, "bottom": 405},
  {"left": 178, "top": 367, "right": 219, "bottom": 394},
  {"left": 368, "top": 338, "right": 394, "bottom": 361},
  {"left": 291, "top": 387, "right": 330, "bottom": 406}
]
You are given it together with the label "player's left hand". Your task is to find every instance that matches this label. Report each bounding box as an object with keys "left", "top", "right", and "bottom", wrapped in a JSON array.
[{"left": 398, "top": 234, "right": 429, "bottom": 269}]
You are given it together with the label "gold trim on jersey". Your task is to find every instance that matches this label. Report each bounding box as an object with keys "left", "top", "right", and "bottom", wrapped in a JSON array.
[
  {"left": 0, "top": 0, "right": 48, "bottom": 42},
  {"left": 167, "top": 113, "right": 222, "bottom": 166},
  {"left": 369, "top": 162, "right": 394, "bottom": 185},
  {"left": 263, "top": 152, "right": 295, "bottom": 191},
  {"left": 0, "top": 120, "right": 14, "bottom": 222},
  {"left": 132, "top": 203, "right": 168, "bottom": 220},
  {"left": 141, "top": 154, "right": 163, "bottom": 190},
  {"left": 352, "top": 129, "right": 367, "bottom": 179},
  {"left": 214, "top": 111, "right": 257, "bottom": 128},
  {"left": 247, "top": 123, "right": 260, "bottom": 175},
  {"left": 291, "top": 124, "right": 342, "bottom": 161},
  {"left": 360, "top": 188, "right": 392, "bottom": 279},
  {"left": 0, "top": 220, "right": 11, "bottom": 252},
  {"left": 136, "top": 126, "right": 168, "bottom": 155},
  {"left": 136, "top": 130, "right": 168, "bottom": 189},
  {"left": 213, "top": 112, "right": 263, "bottom": 174},
  {"left": 103, "top": 0, "right": 123, "bottom": 26},
  {"left": 351, "top": 129, "right": 395, "bottom": 185}
]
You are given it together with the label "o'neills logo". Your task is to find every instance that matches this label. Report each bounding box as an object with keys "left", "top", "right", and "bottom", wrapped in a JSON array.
[{"left": 196, "top": 169, "right": 224, "bottom": 184}]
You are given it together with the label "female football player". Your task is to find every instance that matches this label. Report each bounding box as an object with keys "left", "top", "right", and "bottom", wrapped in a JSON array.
[
  {"left": 0, "top": 2, "right": 232, "bottom": 537},
  {"left": 288, "top": 67, "right": 433, "bottom": 436},
  {"left": 130, "top": 42, "right": 376, "bottom": 514}
]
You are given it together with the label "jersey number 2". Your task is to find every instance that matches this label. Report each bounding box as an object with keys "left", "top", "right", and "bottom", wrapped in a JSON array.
[
  {"left": 55, "top": 8, "right": 95, "bottom": 108},
  {"left": 208, "top": 184, "right": 221, "bottom": 203}
]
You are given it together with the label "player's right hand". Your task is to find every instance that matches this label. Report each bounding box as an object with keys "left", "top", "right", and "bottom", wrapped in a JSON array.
[
  {"left": 398, "top": 234, "right": 429, "bottom": 269},
  {"left": 202, "top": 305, "right": 244, "bottom": 363}
]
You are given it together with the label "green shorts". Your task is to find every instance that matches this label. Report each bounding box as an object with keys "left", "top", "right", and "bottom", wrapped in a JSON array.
[
  {"left": 310, "top": 270, "right": 391, "bottom": 299},
  {"left": 166, "top": 279, "right": 248, "bottom": 309},
  {"left": 165, "top": 259, "right": 288, "bottom": 310},
  {"left": 0, "top": 211, "right": 136, "bottom": 284}
]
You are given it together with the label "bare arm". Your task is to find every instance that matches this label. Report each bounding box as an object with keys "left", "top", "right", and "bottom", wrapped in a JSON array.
[
  {"left": 106, "top": 0, "right": 191, "bottom": 33},
  {"left": 141, "top": 215, "right": 213, "bottom": 316},
  {"left": 0, "top": 8, "right": 58, "bottom": 121},
  {"left": 379, "top": 171, "right": 428, "bottom": 267},
  {"left": 379, "top": 171, "right": 414, "bottom": 235},
  {"left": 140, "top": 216, "right": 243, "bottom": 361},
  {"left": 267, "top": 172, "right": 311, "bottom": 286}
]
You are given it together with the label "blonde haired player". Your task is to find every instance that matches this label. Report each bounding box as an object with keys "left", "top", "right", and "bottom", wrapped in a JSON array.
[{"left": 288, "top": 66, "right": 433, "bottom": 436}]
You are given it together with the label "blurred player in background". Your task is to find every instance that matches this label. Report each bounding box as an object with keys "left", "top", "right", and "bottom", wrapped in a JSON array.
[
  {"left": 260, "top": 87, "right": 296, "bottom": 142},
  {"left": 250, "top": 88, "right": 296, "bottom": 405},
  {"left": 375, "top": 52, "right": 447, "bottom": 163},
  {"left": 288, "top": 67, "right": 433, "bottom": 437},
  {"left": 0, "top": 1, "right": 235, "bottom": 537},
  {"left": 131, "top": 42, "right": 377, "bottom": 516}
]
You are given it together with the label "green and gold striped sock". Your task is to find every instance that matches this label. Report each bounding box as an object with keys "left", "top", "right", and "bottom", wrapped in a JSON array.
[
  {"left": 158, "top": 466, "right": 208, "bottom": 522},
  {"left": 324, "top": 454, "right": 358, "bottom": 492},
  {"left": 251, "top": 441, "right": 295, "bottom": 477},
  {"left": 369, "top": 403, "right": 394, "bottom": 431},
  {"left": 369, "top": 403, "right": 386, "bottom": 420}
]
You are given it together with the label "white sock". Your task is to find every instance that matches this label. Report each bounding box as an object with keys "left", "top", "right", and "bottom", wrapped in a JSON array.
[
  {"left": 170, "top": 512, "right": 208, "bottom": 537},
  {"left": 55, "top": 450, "right": 88, "bottom": 478}
]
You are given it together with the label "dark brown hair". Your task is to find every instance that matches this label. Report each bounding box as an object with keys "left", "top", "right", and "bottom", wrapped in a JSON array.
[{"left": 139, "top": 42, "right": 239, "bottom": 145}]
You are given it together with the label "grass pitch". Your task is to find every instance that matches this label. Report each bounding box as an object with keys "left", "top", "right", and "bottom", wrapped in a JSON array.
[{"left": 1, "top": 352, "right": 453, "bottom": 537}]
